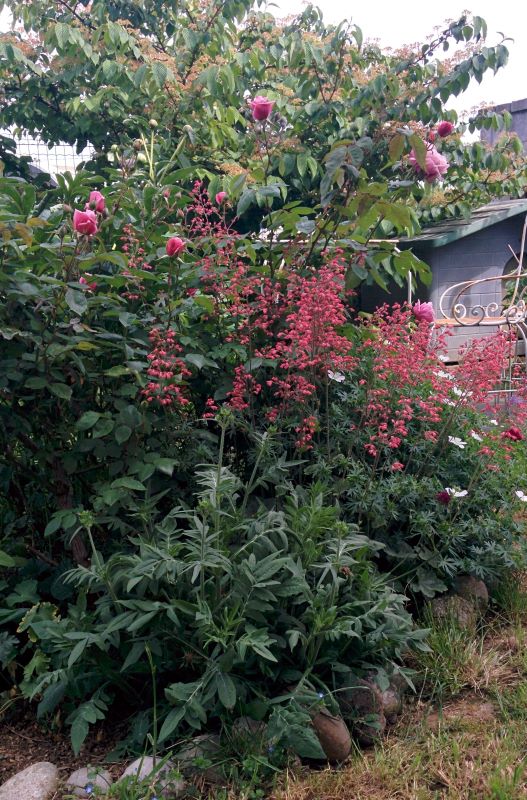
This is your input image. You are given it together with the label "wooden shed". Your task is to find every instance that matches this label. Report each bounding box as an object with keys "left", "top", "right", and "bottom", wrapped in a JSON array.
[{"left": 361, "top": 199, "right": 527, "bottom": 361}]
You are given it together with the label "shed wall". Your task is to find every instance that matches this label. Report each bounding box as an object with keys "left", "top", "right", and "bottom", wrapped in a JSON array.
[
  {"left": 359, "top": 216, "right": 525, "bottom": 361},
  {"left": 416, "top": 216, "right": 525, "bottom": 360}
]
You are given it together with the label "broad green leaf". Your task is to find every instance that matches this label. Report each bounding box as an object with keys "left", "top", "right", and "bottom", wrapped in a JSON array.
[
  {"left": 216, "top": 672, "right": 236, "bottom": 710},
  {"left": 111, "top": 477, "right": 146, "bottom": 491},
  {"left": 70, "top": 714, "right": 89, "bottom": 755},
  {"left": 114, "top": 424, "right": 132, "bottom": 444},
  {"left": 76, "top": 411, "right": 101, "bottom": 430},
  {"left": 49, "top": 383, "right": 72, "bottom": 400},
  {"left": 68, "top": 638, "right": 89, "bottom": 668},
  {"left": 65, "top": 288, "right": 88, "bottom": 316},
  {"left": 159, "top": 707, "right": 186, "bottom": 742},
  {"left": 409, "top": 134, "right": 427, "bottom": 171},
  {"left": 0, "top": 551, "right": 15, "bottom": 567},
  {"left": 92, "top": 418, "right": 114, "bottom": 438},
  {"left": 388, "top": 133, "right": 405, "bottom": 162}
]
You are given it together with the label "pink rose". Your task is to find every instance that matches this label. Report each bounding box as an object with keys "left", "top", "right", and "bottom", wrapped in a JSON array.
[
  {"left": 437, "top": 121, "right": 455, "bottom": 138},
  {"left": 413, "top": 300, "right": 435, "bottom": 323},
  {"left": 73, "top": 209, "right": 98, "bottom": 236},
  {"left": 166, "top": 236, "right": 185, "bottom": 257},
  {"left": 85, "top": 190, "right": 105, "bottom": 213},
  {"left": 250, "top": 95, "right": 274, "bottom": 121},
  {"left": 409, "top": 144, "right": 448, "bottom": 182},
  {"left": 215, "top": 191, "right": 228, "bottom": 205},
  {"left": 79, "top": 276, "right": 97, "bottom": 291}
]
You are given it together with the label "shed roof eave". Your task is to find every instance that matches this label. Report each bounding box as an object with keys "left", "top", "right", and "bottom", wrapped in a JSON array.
[{"left": 399, "top": 199, "right": 527, "bottom": 250}]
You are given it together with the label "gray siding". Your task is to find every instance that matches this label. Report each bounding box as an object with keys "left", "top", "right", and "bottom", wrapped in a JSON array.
[
  {"left": 481, "top": 98, "right": 527, "bottom": 150},
  {"left": 359, "top": 215, "right": 526, "bottom": 361},
  {"left": 415, "top": 217, "right": 525, "bottom": 360}
]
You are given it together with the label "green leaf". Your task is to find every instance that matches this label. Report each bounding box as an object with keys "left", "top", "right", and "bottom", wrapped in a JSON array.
[
  {"left": 194, "top": 295, "right": 214, "bottom": 314},
  {"left": 151, "top": 61, "right": 168, "bottom": 87},
  {"left": 0, "top": 550, "right": 15, "bottom": 568},
  {"left": 185, "top": 353, "right": 218, "bottom": 370},
  {"left": 49, "top": 383, "right": 72, "bottom": 400},
  {"left": 408, "top": 134, "right": 427, "bottom": 171},
  {"left": 388, "top": 134, "right": 405, "bottom": 162},
  {"left": 92, "top": 418, "right": 114, "bottom": 438},
  {"left": 70, "top": 714, "right": 89, "bottom": 755},
  {"left": 159, "top": 707, "right": 186, "bottom": 742},
  {"left": 216, "top": 672, "right": 236, "bottom": 710},
  {"left": 104, "top": 366, "right": 131, "bottom": 377},
  {"left": 76, "top": 411, "right": 101, "bottom": 431},
  {"left": 237, "top": 189, "right": 256, "bottom": 216},
  {"left": 44, "top": 517, "right": 62, "bottom": 536},
  {"left": 297, "top": 152, "right": 308, "bottom": 177},
  {"left": 114, "top": 424, "right": 132, "bottom": 444},
  {"left": 65, "top": 288, "right": 88, "bottom": 316},
  {"left": 413, "top": 568, "right": 448, "bottom": 598},
  {"left": 81, "top": 252, "right": 128, "bottom": 269},
  {"left": 68, "top": 638, "right": 89, "bottom": 668},
  {"left": 287, "top": 725, "right": 326, "bottom": 759},
  {"left": 25, "top": 377, "right": 48, "bottom": 389},
  {"left": 111, "top": 477, "right": 146, "bottom": 491}
]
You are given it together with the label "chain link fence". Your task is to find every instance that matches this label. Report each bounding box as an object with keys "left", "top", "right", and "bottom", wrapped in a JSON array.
[{"left": 6, "top": 131, "right": 94, "bottom": 177}]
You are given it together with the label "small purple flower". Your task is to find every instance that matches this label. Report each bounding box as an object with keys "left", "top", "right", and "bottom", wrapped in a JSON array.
[
  {"left": 267, "top": 745, "right": 275, "bottom": 754},
  {"left": 84, "top": 785, "right": 94, "bottom": 795},
  {"left": 317, "top": 691, "right": 324, "bottom": 699}
]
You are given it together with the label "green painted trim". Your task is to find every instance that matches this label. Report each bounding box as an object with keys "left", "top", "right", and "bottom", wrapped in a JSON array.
[{"left": 400, "top": 201, "right": 527, "bottom": 249}]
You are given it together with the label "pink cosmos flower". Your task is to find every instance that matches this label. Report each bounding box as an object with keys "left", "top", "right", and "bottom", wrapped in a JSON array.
[
  {"left": 409, "top": 144, "right": 449, "bottom": 182},
  {"left": 437, "top": 121, "right": 455, "bottom": 138},
  {"left": 166, "top": 236, "right": 185, "bottom": 257},
  {"left": 412, "top": 300, "right": 435, "bottom": 323},
  {"left": 250, "top": 95, "right": 274, "bottom": 121},
  {"left": 215, "top": 191, "right": 228, "bottom": 205},
  {"left": 85, "top": 190, "right": 105, "bottom": 213},
  {"left": 73, "top": 209, "right": 98, "bottom": 236}
]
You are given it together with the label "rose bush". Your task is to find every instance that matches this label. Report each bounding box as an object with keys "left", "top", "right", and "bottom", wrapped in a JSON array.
[{"left": 1, "top": 163, "right": 527, "bottom": 756}]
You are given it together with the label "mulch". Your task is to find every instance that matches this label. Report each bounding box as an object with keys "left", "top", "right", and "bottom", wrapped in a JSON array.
[{"left": 0, "top": 707, "right": 124, "bottom": 786}]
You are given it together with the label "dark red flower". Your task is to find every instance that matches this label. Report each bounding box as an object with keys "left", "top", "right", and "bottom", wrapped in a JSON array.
[
  {"left": 437, "top": 121, "right": 455, "bottom": 137},
  {"left": 502, "top": 426, "right": 524, "bottom": 442},
  {"left": 436, "top": 490, "right": 451, "bottom": 505}
]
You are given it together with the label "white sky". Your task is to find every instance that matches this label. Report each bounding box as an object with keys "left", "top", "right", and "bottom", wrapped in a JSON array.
[{"left": 271, "top": 0, "right": 527, "bottom": 115}]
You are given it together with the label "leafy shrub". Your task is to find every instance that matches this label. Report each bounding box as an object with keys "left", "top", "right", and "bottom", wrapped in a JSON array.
[
  {"left": 1, "top": 3, "right": 527, "bottom": 757},
  {"left": 3, "top": 457, "right": 426, "bottom": 753},
  {"left": 1, "top": 163, "right": 527, "bottom": 752}
]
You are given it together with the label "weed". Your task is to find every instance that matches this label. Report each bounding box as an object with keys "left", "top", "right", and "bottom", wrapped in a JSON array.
[
  {"left": 491, "top": 572, "right": 527, "bottom": 622},
  {"left": 412, "top": 610, "right": 498, "bottom": 702}
]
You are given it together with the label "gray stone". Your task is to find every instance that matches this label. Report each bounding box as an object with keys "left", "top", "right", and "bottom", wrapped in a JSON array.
[
  {"left": 339, "top": 677, "right": 386, "bottom": 746},
  {"left": 174, "top": 734, "right": 223, "bottom": 784},
  {"left": 453, "top": 575, "right": 489, "bottom": 612},
  {"left": 119, "top": 757, "right": 186, "bottom": 798},
  {"left": 231, "top": 716, "right": 267, "bottom": 739},
  {"left": 0, "top": 762, "right": 59, "bottom": 800},
  {"left": 311, "top": 709, "right": 351, "bottom": 762},
  {"left": 380, "top": 686, "right": 402, "bottom": 725},
  {"left": 389, "top": 672, "right": 410, "bottom": 696},
  {"left": 65, "top": 767, "right": 113, "bottom": 798},
  {"left": 429, "top": 594, "right": 478, "bottom": 630}
]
